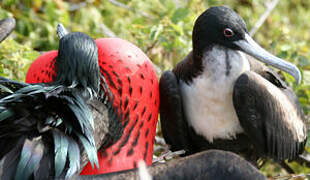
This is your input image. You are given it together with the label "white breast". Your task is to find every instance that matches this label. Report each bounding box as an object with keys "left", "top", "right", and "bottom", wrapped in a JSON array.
[{"left": 180, "top": 45, "right": 250, "bottom": 142}]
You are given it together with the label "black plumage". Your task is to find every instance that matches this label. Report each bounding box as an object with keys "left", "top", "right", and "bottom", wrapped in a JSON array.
[
  {"left": 77, "top": 150, "right": 266, "bottom": 180},
  {"left": 0, "top": 32, "right": 101, "bottom": 179},
  {"left": 233, "top": 59, "right": 306, "bottom": 160},
  {"left": 159, "top": 71, "right": 190, "bottom": 152}
]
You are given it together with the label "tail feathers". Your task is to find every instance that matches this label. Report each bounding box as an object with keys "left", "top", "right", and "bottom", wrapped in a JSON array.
[{"left": 0, "top": 78, "right": 98, "bottom": 179}]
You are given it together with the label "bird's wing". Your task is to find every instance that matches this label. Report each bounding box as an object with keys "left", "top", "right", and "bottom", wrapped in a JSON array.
[
  {"left": 159, "top": 70, "right": 191, "bottom": 152},
  {"left": 233, "top": 63, "right": 306, "bottom": 160},
  {"left": 0, "top": 76, "right": 28, "bottom": 97},
  {"left": 147, "top": 150, "right": 267, "bottom": 180},
  {"left": 0, "top": 77, "right": 98, "bottom": 179},
  {"left": 0, "top": 18, "right": 15, "bottom": 43}
]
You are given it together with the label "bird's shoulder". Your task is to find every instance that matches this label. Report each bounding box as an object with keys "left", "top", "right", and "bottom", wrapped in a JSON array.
[{"left": 173, "top": 51, "right": 203, "bottom": 84}]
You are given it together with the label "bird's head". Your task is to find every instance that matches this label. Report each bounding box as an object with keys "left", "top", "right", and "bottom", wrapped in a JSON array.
[
  {"left": 193, "top": 6, "right": 301, "bottom": 84},
  {"left": 54, "top": 32, "right": 100, "bottom": 97}
]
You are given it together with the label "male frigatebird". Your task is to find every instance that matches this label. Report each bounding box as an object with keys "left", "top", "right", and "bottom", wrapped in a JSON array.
[
  {"left": 24, "top": 25, "right": 160, "bottom": 175},
  {"left": 0, "top": 30, "right": 100, "bottom": 179},
  {"left": 160, "top": 6, "right": 307, "bottom": 165}
]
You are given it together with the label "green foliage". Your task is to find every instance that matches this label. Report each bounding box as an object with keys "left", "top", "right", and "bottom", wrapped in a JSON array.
[
  {"left": 1, "top": 0, "right": 310, "bottom": 177},
  {"left": 0, "top": 39, "right": 39, "bottom": 80}
]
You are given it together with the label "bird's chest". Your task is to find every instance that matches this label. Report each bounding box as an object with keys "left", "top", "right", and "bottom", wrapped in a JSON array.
[
  {"left": 180, "top": 76, "right": 244, "bottom": 142},
  {"left": 180, "top": 47, "right": 250, "bottom": 142}
]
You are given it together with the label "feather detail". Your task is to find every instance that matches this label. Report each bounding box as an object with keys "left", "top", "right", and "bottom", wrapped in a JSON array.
[
  {"left": 15, "top": 138, "right": 44, "bottom": 180},
  {"left": 0, "top": 77, "right": 98, "bottom": 179},
  {"left": 66, "top": 138, "right": 80, "bottom": 178},
  {"left": 53, "top": 130, "right": 69, "bottom": 177}
]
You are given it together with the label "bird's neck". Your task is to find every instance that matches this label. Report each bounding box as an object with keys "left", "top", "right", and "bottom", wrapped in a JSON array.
[
  {"left": 200, "top": 45, "right": 250, "bottom": 83},
  {"left": 173, "top": 51, "right": 203, "bottom": 84},
  {"left": 81, "top": 58, "right": 159, "bottom": 175}
]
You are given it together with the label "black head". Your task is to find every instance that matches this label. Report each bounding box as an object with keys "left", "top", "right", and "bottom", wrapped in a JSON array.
[
  {"left": 192, "top": 6, "right": 301, "bottom": 83},
  {"left": 54, "top": 32, "right": 100, "bottom": 96},
  {"left": 193, "top": 6, "right": 247, "bottom": 56}
]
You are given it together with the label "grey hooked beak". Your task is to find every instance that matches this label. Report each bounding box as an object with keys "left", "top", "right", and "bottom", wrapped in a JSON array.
[
  {"left": 56, "top": 23, "right": 69, "bottom": 39},
  {"left": 234, "top": 33, "right": 301, "bottom": 84}
]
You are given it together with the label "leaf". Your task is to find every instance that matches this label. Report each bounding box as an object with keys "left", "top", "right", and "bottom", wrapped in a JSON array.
[
  {"left": 171, "top": 8, "right": 189, "bottom": 24},
  {"left": 298, "top": 55, "right": 310, "bottom": 68},
  {"left": 150, "top": 24, "right": 163, "bottom": 41},
  {"left": 303, "top": 70, "right": 310, "bottom": 85}
]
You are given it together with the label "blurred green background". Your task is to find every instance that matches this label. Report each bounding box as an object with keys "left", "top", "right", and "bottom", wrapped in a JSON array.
[{"left": 1, "top": 0, "right": 310, "bottom": 178}]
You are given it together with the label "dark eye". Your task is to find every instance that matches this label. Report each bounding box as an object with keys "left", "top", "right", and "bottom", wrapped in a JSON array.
[{"left": 223, "top": 28, "right": 234, "bottom": 37}]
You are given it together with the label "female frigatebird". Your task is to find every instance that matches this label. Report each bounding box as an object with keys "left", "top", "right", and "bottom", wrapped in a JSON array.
[{"left": 160, "top": 6, "right": 306, "bottom": 164}]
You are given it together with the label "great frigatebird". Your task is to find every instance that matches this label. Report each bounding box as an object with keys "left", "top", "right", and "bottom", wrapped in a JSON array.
[{"left": 160, "top": 6, "right": 307, "bottom": 165}]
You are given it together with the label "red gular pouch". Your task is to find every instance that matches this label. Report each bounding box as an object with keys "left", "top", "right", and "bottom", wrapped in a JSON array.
[{"left": 25, "top": 38, "right": 160, "bottom": 175}]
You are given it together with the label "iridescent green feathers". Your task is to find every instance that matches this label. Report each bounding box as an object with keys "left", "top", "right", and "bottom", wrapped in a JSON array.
[
  {"left": 0, "top": 78, "right": 98, "bottom": 179},
  {"left": 0, "top": 32, "right": 101, "bottom": 179}
]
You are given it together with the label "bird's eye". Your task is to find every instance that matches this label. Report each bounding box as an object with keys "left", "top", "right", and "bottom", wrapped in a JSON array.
[{"left": 223, "top": 28, "right": 234, "bottom": 38}]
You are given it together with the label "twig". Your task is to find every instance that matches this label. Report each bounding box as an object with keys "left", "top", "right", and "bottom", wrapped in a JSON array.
[
  {"left": 68, "top": 0, "right": 95, "bottom": 11},
  {"left": 0, "top": 18, "right": 15, "bottom": 44},
  {"left": 69, "top": 2, "right": 87, "bottom": 11},
  {"left": 145, "top": 40, "right": 158, "bottom": 54},
  {"left": 274, "top": 173, "right": 310, "bottom": 180},
  {"left": 173, "top": 0, "right": 182, "bottom": 8},
  {"left": 107, "top": 0, "right": 154, "bottom": 19},
  {"left": 152, "top": 150, "right": 186, "bottom": 163},
  {"left": 249, "top": 0, "right": 279, "bottom": 36},
  {"left": 101, "top": 23, "right": 116, "bottom": 38},
  {"left": 279, "top": 161, "right": 294, "bottom": 174},
  {"left": 108, "top": 0, "right": 131, "bottom": 10},
  {"left": 155, "top": 136, "right": 166, "bottom": 146},
  {"left": 153, "top": 146, "right": 166, "bottom": 154}
]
